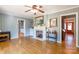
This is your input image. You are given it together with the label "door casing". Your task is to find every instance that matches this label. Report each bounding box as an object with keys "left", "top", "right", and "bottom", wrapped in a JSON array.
[
  {"left": 17, "top": 19, "right": 26, "bottom": 37},
  {"left": 60, "top": 12, "right": 78, "bottom": 47}
]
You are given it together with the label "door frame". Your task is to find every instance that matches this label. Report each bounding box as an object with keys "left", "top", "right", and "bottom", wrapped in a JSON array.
[
  {"left": 17, "top": 19, "right": 26, "bottom": 37},
  {"left": 60, "top": 12, "right": 78, "bottom": 47}
]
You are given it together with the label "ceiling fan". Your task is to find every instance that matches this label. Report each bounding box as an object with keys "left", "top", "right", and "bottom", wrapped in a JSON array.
[{"left": 24, "top": 5, "right": 45, "bottom": 15}]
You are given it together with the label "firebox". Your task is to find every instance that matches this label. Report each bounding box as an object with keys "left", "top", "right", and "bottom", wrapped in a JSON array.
[{"left": 36, "top": 30, "right": 43, "bottom": 38}]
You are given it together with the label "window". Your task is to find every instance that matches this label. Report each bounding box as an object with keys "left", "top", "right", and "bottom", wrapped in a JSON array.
[{"left": 68, "top": 23, "right": 72, "bottom": 30}]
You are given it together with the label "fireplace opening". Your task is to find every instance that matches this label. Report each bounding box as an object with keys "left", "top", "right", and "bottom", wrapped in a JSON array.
[{"left": 36, "top": 31, "right": 43, "bottom": 38}]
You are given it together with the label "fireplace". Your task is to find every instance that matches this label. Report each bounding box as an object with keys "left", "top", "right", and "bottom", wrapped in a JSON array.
[
  {"left": 34, "top": 26, "right": 46, "bottom": 41},
  {"left": 36, "top": 30, "right": 43, "bottom": 38}
]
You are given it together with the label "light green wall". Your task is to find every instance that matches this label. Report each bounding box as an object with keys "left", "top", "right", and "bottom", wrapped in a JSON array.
[
  {"left": 44, "top": 7, "right": 79, "bottom": 45},
  {"left": 0, "top": 15, "right": 2, "bottom": 30},
  {"left": 0, "top": 13, "right": 32, "bottom": 39}
]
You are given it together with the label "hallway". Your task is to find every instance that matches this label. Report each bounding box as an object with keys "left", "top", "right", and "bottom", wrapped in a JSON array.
[
  {"left": 64, "top": 33, "right": 75, "bottom": 47},
  {"left": 62, "top": 33, "right": 76, "bottom": 53}
]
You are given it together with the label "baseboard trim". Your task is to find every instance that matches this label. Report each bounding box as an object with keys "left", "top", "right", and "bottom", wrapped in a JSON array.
[
  {"left": 57, "top": 40, "right": 61, "bottom": 43},
  {"left": 76, "top": 46, "right": 79, "bottom": 48},
  {"left": 11, "top": 36, "right": 18, "bottom": 39}
]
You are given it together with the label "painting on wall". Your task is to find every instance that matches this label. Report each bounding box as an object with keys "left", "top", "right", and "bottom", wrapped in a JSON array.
[
  {"left": 34, "top": 16, "right": 44, "bottom": 26},
  {"left": 50, "top": 18, "right": 57, "bottom": 27}
]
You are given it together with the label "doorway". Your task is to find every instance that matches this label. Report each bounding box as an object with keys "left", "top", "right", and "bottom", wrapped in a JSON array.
[
  {"left": 17, "top": 19, "right": 26, "bottom": 38},
  {"left": 62, "top": 15, "right": 76, "bottom": 47}
]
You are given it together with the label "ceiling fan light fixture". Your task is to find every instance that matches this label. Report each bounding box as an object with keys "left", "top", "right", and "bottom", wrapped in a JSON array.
[
  {"left": 36, "top": 5, "right": 40, "bottom": 9},
  {"left": 31, "top": 9, "right": 38, "bottom": 13}
]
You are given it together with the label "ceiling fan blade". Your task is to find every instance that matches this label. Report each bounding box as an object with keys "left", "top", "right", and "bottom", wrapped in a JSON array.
[
  {"left": 38, "top": 9, "right": 44, "bottom": 13},
  {"left": 25, "top": 9, "right": 31, "bottom": 12},
  {"left": 39, "top": 5, "right": 43, "bottom": 8}
]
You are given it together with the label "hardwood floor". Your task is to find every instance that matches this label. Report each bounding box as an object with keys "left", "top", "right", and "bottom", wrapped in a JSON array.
[{"left": 0, "top": 37, "right": 79, "bottom": 54}]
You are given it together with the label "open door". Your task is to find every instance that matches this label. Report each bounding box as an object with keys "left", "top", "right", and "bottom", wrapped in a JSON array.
[
  {"left": 62, "top": 15, "right": 76, "bottom": 47},
  {"left": 18, "top": 19, "right": 25, "bottom": 38}
]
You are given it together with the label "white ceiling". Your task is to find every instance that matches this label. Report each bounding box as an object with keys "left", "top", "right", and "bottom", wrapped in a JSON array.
[{"left": 0, "top": 5, "right": 79, "bottom": 19}]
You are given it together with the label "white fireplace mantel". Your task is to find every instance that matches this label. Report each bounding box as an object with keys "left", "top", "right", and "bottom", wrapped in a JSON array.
[
  {"left": 33, "top": 26, "right": 47, "bottom": 41},
  {"left": 34, "top": 26, "right": 46, "bottom": 30}
]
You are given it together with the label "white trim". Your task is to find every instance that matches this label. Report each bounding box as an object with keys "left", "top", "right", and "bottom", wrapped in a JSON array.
[
  {"left": 11, "top": 36, "right": 18, "bottom": 39},
  {"left": 17, "top": 19, "right": 26, "bottom": 38},
  {"left": 77, "top": 46, "right": 79, "bottom": 48},
  {"left": 76, "top": 12, "right": 78, "bottom": 47},
  {"left": 59, "top": 15, "right": 62, "bottom": 43},
  {"left": 57, "top": 40, "right": 61, "bottom": 43},
  {"left": 45, "top": 6, "right": 79, "bottom": 15},
  {"left": 60, "top": 12, "right": 78, "bottom": 47}
]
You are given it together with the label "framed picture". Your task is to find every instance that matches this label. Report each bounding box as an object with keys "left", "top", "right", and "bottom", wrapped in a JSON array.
[
  {"left": 50, "top": 18, "right": 57, "bottom": 27},
  {"left": 34, "top": 16, "right": 44, "bottom": 26}
]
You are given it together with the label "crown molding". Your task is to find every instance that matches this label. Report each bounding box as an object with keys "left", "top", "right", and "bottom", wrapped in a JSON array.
[{"left": 44, "top": 6, "right": 79, "bottom": 15}]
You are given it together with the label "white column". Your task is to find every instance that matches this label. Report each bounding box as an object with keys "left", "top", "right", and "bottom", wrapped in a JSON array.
[
  {"left": 33, "top": 29, "right": 36, "bottom": 38},
  {"left": 43, "top": 29, "right": 46, "bottom": 41}
]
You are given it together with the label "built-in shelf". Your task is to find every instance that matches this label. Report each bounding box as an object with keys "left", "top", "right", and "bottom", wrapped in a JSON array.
[{"left": 0, "top": 32, "right": 10, "bottom": 41}]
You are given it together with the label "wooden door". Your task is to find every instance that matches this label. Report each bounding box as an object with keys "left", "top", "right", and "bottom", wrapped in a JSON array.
[{"left": 62, "top": 16, "right": 74, "bottom": 41}]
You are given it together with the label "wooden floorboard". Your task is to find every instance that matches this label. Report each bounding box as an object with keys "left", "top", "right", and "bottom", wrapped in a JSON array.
[{"left": 0, "top": 37, "right": 79, "bottom": 54}]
